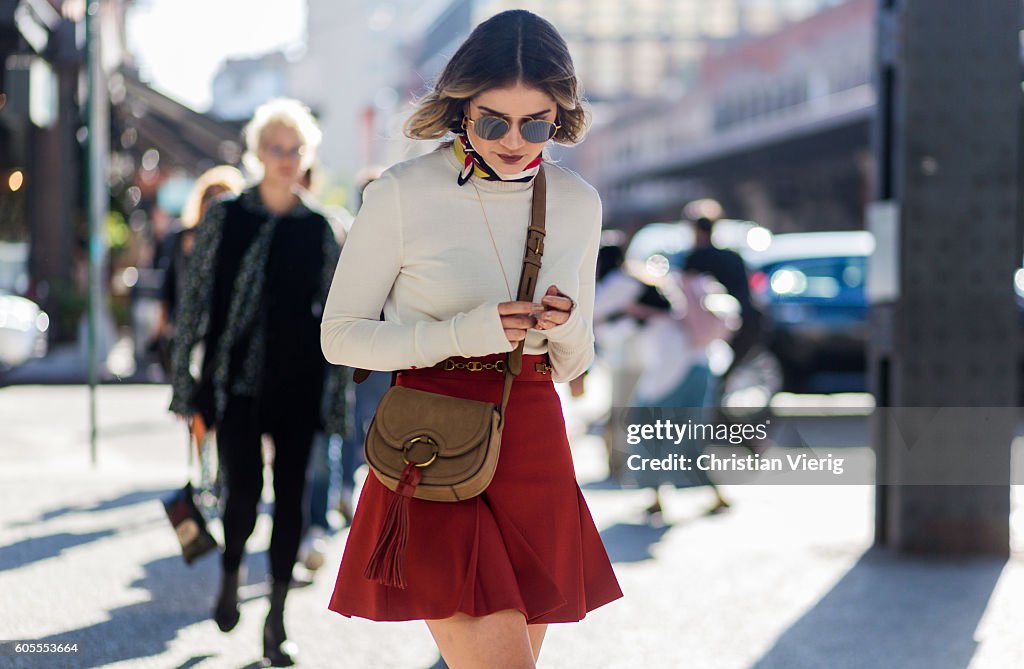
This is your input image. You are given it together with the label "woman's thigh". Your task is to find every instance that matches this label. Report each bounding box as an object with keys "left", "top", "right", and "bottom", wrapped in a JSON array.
[{"left": 425, "top": 609, "right": 535, "bottom": 669}]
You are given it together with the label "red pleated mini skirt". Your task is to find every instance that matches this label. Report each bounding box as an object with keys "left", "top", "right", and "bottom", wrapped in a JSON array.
[{"left": 328, "top": 354, "right": 623, "bottom": 624}]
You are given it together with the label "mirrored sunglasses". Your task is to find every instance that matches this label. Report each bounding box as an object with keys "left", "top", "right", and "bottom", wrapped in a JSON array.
[{"left": 465, "top": 115, "right": 560, "bottom": 143}]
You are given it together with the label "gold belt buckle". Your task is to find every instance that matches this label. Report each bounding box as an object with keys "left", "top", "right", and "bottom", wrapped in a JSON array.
[{"left": 534, "top": 362, "right": 551, "bottom": 374}]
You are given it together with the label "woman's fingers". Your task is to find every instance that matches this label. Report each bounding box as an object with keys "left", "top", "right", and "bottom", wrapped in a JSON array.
[
  {"left": 540, "top": 294, "right": 574, "bottom": 312},
  {"left": 500, "top": 315, "right": 537, "bottom": 329},
  {"left": 504, "top": 328, "right": 528, "bottom": 343},
  {"left": 540, "top": 285, "right": 574, "bottom": 313},
  {"left": 534, "top": 310, "right": 570, "bottom": 330},
  {"left": 500, "top": 292, "right": 572, "bottom": 338},
  {"left": 497, "top": 301, "right": 544, "bottom": 316}
]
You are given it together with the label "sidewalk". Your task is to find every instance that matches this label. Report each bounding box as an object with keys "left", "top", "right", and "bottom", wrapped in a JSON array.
[{"left": 1, "top": 385, "right": 1022, "bottom": 668}]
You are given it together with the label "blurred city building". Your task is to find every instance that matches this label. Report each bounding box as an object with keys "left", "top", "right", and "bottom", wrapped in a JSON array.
[
  {"left": 210, "top": 51, "right": 291, "bottom": 122},
  {"left": 289, "top": 0, "right": 449, "bottom": 181},
  {"left": 288, "top": 0, "right": 856, "bottom": 210},
  {"left": 566, "top": 0, "right": 874, "bottom": 232},
  {"left": 482, "top": 0, "right": 843, "bottom": 102}
]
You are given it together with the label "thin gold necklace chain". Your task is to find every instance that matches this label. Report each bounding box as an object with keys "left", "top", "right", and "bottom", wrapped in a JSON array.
[{"left": 470, "top": 180, "right": 514, "bottom": 301}]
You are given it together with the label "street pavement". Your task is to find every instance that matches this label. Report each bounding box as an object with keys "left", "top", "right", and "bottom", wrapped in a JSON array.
[{"left": 1, "top": 384, "right": 1023, "bottom": 669}]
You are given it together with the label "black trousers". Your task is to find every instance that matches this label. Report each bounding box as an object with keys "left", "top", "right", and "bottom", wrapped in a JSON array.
[{"left": 218, "top": 396, "right": 315, "bottom": 583}]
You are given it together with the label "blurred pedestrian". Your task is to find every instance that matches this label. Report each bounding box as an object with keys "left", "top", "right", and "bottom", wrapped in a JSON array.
[
  {"left": 592, "top": 240, "right": 644, "bottom": 482},
  {"left": 169, "top": 98, "right": 344, "bottom": 667},
  {"left": 148, "top": 205, "right": 179, "bottom": 273},
  {"left": 296, "top": 164, "right": 351, "bottom": 574},
  {"left": 684, "top": 215, "right": 764, "bottom": 378},
  {"left": 593, "top": 244, "right": 729, "bottom": 519},
  {"left": 321, "top": 10, "right": 621, "bottom": 667},
  {"left": 154, "top": 166, "right": 245, "bottom": 375}
]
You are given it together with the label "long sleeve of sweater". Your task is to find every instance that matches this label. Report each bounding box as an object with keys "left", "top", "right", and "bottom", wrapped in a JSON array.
[{"left": 320, "top": 171, "right": 513, "bottom": 371}]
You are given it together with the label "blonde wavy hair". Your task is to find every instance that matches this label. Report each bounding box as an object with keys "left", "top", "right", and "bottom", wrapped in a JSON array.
[
  {"left": 181, "top": 165, "right": 246, "bottom": 229},
  {"left": 242, "top": 98, "right": 322, "bottom": 179},
  {"left": 405, "top": 10, "right": 589, "bottom": 145}
]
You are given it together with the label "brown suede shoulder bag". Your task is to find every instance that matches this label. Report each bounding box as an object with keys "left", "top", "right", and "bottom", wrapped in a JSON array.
[{"left": 357, "top": 166, "right": 547, "bottom": 588}]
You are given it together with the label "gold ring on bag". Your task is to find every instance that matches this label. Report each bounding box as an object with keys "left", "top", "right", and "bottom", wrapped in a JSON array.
[{"left": 402, "top": 436, "right": 439, "bottom": 467}]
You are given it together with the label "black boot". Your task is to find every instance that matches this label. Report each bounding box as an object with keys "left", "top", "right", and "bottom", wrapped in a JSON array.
[
  {"left": 262, "top": 581, "right": 297, "bottom": 667},
  {"left": 213, "top": 568, "right": 242, "bottom": 632}
]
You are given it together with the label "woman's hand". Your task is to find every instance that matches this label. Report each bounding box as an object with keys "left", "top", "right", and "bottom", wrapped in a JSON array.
[
  {"left": 497, "top": 301, "right": 544, "bottom": 344},
  {"left": 533, "top": 285, "right": 575, "bottom": 331}
]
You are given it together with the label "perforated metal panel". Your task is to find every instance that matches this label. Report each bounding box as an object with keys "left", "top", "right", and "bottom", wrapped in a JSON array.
[{"left": 870, "top": 0, "right": 1019, "bottom": 554}]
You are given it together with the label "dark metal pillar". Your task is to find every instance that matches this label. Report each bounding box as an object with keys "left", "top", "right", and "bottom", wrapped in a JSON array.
[{"left": 869, "top": 0, "right": 1019, "bottom": 554}]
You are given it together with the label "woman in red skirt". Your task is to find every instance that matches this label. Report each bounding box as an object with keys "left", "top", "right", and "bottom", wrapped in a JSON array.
[{"left": 321, "top": 9, "right": 622, "bottom": 667}]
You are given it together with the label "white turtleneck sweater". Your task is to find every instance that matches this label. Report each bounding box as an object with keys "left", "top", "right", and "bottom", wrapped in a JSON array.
[{"left": 320, "top": 146, "right": 601, "bottom": 383}]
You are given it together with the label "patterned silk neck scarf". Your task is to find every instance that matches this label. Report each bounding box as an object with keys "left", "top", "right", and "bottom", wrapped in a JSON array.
[{"left": 454, "top": 133, "right": 542, "bottom": 186}]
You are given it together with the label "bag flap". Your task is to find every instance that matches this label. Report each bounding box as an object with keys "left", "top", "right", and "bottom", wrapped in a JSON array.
[{"left": 373, "top": 386, "right": 496, "bottom": 457}]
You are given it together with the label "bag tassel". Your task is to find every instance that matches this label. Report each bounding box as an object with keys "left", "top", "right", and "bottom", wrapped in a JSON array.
[{"left": 364, "top": 462, "right": 422, "bottom": 589}]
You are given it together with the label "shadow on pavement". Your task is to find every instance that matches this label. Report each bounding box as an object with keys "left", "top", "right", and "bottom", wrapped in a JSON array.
[
  {"left": 0, "top": 530, "right": 116, "bottom": 572},
  {"left": 750, "top": 548, "right": 1006, "bottom": 669},
  {"left": 11, "top": 488, "right": 177, "bottom": 526},
  {"left": 599, "top": 522, "right": 672, "bottom": 563},
  {"left": 26, "top": 549, "right": 274, "bottom": 668}
]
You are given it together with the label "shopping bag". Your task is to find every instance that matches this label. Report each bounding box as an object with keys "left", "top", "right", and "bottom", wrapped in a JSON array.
[
  {"left": 163, "top": 481, "right": 219, "bottom": 564},
  {"left": 163, "top": 417, "right": 220, "bottom": 565}
]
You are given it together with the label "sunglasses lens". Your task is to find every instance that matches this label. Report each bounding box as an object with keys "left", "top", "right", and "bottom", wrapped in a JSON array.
[
  {"left": 521, "top": 120, "right": 556, "bottom": 143},
  {"left": 474, "top": 116, "right": 509, "bottom": 141}
]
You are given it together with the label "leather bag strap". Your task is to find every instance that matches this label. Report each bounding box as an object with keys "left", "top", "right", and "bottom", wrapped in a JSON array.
[{"left": 499, "top": 165, "right": 546, "bottom": 422}]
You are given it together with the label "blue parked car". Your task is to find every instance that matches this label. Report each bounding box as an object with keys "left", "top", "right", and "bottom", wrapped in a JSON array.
[{"left": 742, "top": 231, "right": 874, "bottom": 394}]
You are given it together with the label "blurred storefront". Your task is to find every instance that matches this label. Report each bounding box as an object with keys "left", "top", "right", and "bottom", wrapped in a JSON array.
[
  {"left": 1, "top": 0, "right": 86, "bottom": 341},
  {"left": 0, "top": 0, "right": 240, "bottom": 345}
]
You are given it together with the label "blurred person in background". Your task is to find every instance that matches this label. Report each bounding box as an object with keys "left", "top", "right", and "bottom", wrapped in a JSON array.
[
  {"left": 321, "top": 11, "right": 621, "bottom": 668},
  {"left": 684, "top": 215, "right": 763, "bottom": 379},
  {"left": 297, "top": 164, "right": 351, "bottom": 575},
  {"left": 148, "top": 204, "right": 179, "bottom": 273},
  {"left": 169, "top": 98, "right": 345, "bottom": 667},
  {"left": 683, "top": 215, "right": 768, "bottom": 453},
  {"left": 592, "top": 239, "right": 642, "bottom": 482},
  {"left": 153, "top": 166, "right": 246, "bottom": 375},
  {"left": 593, "top": 243, "right": 729, "bottom": 520}
]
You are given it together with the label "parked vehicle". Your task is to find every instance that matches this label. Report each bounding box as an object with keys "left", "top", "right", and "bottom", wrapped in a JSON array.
[
  {"left": 0, "top": 291, "right": 48, "bottom": 369},
  {"left": 743, "top": 231, "right": 874, "bottom": 394},
  {"left": 0, "top": 243, "right": 48, "bottom": 369}
]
